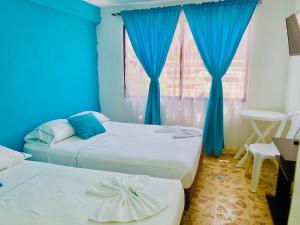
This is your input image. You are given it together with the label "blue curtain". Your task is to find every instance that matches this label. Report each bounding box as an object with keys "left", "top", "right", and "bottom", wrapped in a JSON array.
[
  {"left": 121, "top": 6, "right": 180, "bottom": 125},
  {"left": 184, "top": 0, "right": 258, "bottom": 156}
]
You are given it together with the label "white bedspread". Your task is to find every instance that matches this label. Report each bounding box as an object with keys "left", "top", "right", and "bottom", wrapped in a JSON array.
[
  {"left": 24, "top": 121, "right": 203, "bottom": 188},
  {"left": 0, "top": 161, "right": 184, "bottom": 225}
]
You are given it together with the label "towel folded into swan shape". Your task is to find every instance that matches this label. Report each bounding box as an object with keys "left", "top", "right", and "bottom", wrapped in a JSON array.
[{"left": 87, "top": 176, "right": 167, "bottom": 223}]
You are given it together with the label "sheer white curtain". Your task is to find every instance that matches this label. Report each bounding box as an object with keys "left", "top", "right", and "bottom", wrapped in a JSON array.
[
  {"left": 124, "top": 97, "right": 246, "bottom": 147},
  {"left": 123, "top": 13, "right": 251, "bottom": 147}
]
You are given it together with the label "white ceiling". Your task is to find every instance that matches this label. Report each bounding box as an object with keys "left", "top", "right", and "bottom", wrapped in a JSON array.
[{"left": 85, "top": 0, "right": 188, "bottom": 7}]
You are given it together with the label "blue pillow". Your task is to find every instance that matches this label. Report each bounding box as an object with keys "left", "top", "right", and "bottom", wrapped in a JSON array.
[{"left": 68, "top": 113, "right": 106, "bottom": 140}]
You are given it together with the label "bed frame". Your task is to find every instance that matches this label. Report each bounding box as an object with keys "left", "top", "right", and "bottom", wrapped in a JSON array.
[{"left": 184, "top": 145, "right": 205, "bottom": 210}]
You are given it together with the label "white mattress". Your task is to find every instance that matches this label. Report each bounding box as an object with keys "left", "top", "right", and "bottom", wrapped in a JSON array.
[
  {"left": 0, "top": 161, "right": 184, "bottom": 225},
  {"left": 24, "top": 121, "right": 203, "bottom": 188}
]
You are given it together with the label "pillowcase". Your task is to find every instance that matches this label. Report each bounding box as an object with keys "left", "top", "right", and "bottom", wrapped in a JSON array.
[
  {"left": 24, "top": 119, "right": 75, "bottom": 145},
  {"left": 23, "top": 153, "right": 32, "bottom": 160},
  {"left": 0, "top": 146, "right": 25, "bottom": 171},
  {"left": 70, "top": 111, "right": 110, "bottom": 123},
  {"left": 68, "top": 113, "right": 106, "bottom": 140}
]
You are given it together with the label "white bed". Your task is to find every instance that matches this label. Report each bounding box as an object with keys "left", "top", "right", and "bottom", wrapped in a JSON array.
[
  {"left": 24, "top": 121, "right": 203, "bottom": 189},
  {"left": 0, "top": 160, "right": 184, "bottom": 225}
]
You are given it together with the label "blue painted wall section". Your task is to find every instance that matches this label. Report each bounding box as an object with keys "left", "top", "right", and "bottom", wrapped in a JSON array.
[{"left": 0, "top": 0, "right": 101, "bottom": 150}]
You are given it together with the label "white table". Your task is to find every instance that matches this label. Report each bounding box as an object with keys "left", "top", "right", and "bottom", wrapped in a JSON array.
[{"left": 234, "top": 110, "right": 285, "bottom": 167}]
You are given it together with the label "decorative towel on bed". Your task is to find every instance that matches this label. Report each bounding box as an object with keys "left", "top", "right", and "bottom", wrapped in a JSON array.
[
  {"left": 87, "top": 176, "right": 167, "bottom": 223},
  {"left": 155, "top": 126, "right": 181, "bottom": 133},
  {"left": 155, "top": 126, "right": 202, "bottom": 138},
  {"left": 172, "top": 129, "right": 203, "bottom": 139}
]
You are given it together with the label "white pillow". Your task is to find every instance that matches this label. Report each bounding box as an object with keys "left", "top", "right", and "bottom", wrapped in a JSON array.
[
  {"left": 23, "top": 153, "right": 32, "bottom": 160},
  {"left": 24, "top": 119, "right": 75, "bottom": 145},
  {"left": 70, "top": 111, "right": 110, "bottom": 123},
  {"left": 0, "top": 146, "right": 25, "bottom": 171}
]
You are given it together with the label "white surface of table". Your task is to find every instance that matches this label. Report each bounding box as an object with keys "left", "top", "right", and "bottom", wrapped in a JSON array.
[{"left": 239, "top": 110, "right": 285, "bottom": 122}]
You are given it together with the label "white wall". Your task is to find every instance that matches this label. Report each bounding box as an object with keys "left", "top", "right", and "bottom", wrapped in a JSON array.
[
  {"left": 286, "top": 56, "right": 300, "bottom": 113},
  {"left": 285, "top": 0, "right": 300, "bottom": 113},
  {"left": 98, "top": 0, "right": 293, "bottom": 148},
  {"left": 246, "top": 0, "right": 292, "bottom": 111},
  {"left": 288, "top": 1, "right": 300, "bottom": 224}
]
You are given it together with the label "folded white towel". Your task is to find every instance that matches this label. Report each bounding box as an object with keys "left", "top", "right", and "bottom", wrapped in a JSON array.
[
  {"left": 155, "top": 126, "right": 202, "bottom": 139},
  {"left": 155, "top": 126, "right": 181, "bottom": 133},
  {"left": 87, "top": 176, "right": 167, "bottom": 223},
  {"left": 172, "top": 129, "right": 203, "bottom": 139}
]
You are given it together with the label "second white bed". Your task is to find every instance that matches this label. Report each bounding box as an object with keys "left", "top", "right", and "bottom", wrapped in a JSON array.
[
  {"left": 24, "top": 121, "right": 203, "bottom": 189},
  {"left": 0, "top": 160, "right": 184, "bottom": 225}
]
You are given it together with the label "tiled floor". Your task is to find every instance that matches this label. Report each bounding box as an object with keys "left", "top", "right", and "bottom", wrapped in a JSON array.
[{"left": 182, "top": 154, "right": 278, "bottom": 225}]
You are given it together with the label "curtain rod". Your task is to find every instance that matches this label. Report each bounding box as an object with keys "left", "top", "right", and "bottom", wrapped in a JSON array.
[{"left": 111, "top": 0, "right": 262, "bottom": 16}]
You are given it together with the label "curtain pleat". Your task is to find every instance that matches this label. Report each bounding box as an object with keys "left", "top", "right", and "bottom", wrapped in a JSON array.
[
  {"left": 121, "top": 6, "right": 181, "bottom": 125},
  {"left": 184, "top": 0, "right": 258, "bottom": 156}
]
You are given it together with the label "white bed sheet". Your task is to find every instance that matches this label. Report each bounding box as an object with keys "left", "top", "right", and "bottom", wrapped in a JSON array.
[
  {"left": 0, "top": 161, "right": 184, "bottom": 225},
  {"left": 24, "top": 121, "right": 203, "bottom": 189}
]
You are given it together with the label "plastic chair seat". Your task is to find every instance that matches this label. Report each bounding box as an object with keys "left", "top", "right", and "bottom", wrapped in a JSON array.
[{"left": 249, "top": 143, "right": 279, "bottom": 158}]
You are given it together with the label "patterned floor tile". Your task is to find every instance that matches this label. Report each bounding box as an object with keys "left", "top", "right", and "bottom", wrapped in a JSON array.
[{"left": 182, "top": 154, "right": 277, "bottom": 225}]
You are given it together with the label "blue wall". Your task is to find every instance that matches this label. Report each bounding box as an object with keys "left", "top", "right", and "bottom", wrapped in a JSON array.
[{"left": 0, "top": 0, "right": 101, "bottom": 150}]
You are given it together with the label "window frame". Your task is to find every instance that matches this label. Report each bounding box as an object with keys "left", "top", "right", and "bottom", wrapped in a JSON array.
[{"left": 123, "top": 19, "right": 251, "bottom": 102}]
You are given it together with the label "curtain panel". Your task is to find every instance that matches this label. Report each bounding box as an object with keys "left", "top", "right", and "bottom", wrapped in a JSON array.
[
  {"left": 183, "top": 0, "right": 258, "bottom": 156},
  {"left": 121, "top": 6, "right": 181, "bottom": 125}
]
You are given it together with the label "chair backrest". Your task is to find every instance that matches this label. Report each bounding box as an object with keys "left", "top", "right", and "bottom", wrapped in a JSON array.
[
  {"left": 287, "top": 112, "right": 300, "bottom": 138},
  {"left": 275, "top": 112, "right": 300, "bottom": 139}
]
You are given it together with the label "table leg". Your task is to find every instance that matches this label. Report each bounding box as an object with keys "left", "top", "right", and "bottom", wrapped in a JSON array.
[
  {"left": 234, "top": 131, "right": 255, "bottom": 160},
  {"left": 262, "top": 122, "right": 277, "bottom": 141},
  {"left": 251, "top": 120, "right": 266, "bottom": 143},
  {"left": 236, "top": 147, "right": 249, "bottom": 167},
  {"left": 252, "top": 120, "right": 276, "bottom": 143}
]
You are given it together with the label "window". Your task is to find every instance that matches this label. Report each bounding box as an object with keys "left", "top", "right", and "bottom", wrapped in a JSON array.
[{"left": 124, "top": 13, "right": 251, "bottom": 100}]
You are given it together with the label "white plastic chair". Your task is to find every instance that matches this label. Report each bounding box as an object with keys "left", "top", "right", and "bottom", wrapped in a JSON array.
[{"left": 247, "top": 112, "right": 300, "bottom": 192}]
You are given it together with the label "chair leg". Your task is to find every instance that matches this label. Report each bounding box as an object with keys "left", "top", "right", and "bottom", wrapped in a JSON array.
[
  {"left": 272, "top": 158, "right": 279, "bottom": 169},
  {"left": 251, "top": 153, "right": 264, "bottom": 192},
  {"left": 234, "top": 132, "right": 255, "bottom": 160},
  {"left": 245, "top": 152, "right": 253, "bottom": 177},
  {"left": 234, "top": 146, "right": 246, "bottom": 160}
]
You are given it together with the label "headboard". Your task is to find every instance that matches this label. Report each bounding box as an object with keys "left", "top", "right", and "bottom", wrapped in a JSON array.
[{"left": 0, "top": 0, "right": 101, "bottom": 151}]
